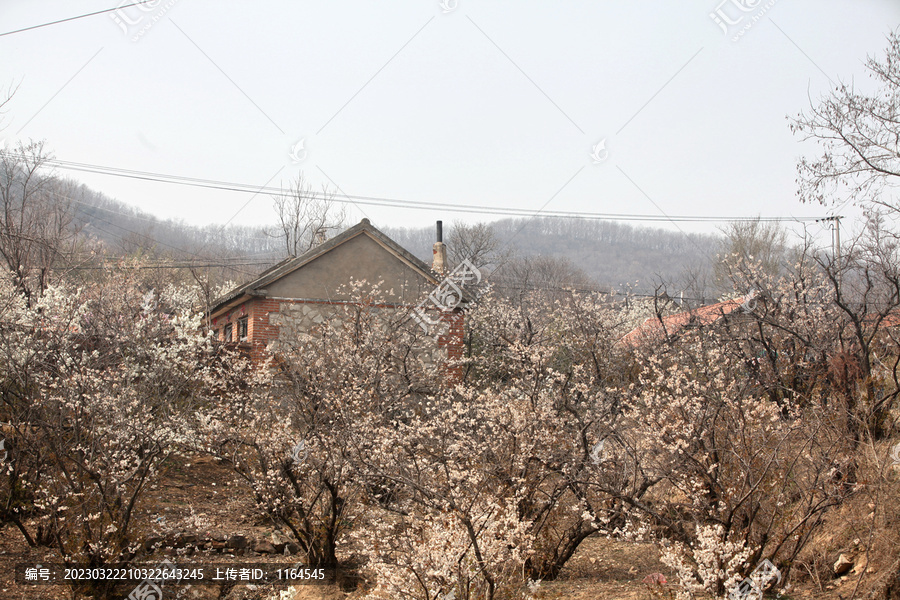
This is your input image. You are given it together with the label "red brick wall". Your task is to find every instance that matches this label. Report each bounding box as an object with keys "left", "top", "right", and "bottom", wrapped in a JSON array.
[
  {"left": 218, "top": 297, "right": 466, "bottom": 378},
  {"left": 437, "top": 310, "right": 465, "bottom": 383},
  {"left": 248, "top": 298, "right": 281, "bottom": 363}
]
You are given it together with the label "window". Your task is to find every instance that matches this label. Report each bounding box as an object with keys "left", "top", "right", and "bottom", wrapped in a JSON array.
[
  {"left": 238, "top": 316, "right": 248, "bottom": 342},
  {"left": 224, "top": 323, "right": 233, "bottom": 342}
]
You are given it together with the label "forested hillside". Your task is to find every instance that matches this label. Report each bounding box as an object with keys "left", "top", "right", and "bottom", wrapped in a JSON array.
[
  {"left": 68, "top": 182, "right": 283, "bottom": 266},
  {"left": 57, "top": 176, "right": 723, "bottom": 296},
  {"left": 384, "top": 217, "right": 720, "bottom": 295}
]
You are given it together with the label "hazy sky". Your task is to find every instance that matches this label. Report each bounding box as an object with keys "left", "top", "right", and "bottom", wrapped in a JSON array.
[{"left": 2, "top": 1, "right": 899, "bottom": 246}]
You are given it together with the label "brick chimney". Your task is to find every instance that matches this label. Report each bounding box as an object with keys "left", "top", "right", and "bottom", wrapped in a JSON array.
[{"left": 432, "top": 220, "right": 447, "bottom": 276}]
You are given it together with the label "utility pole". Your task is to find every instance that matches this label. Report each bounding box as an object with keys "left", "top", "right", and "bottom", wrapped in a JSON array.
[
  {"left": 834, "top": 215, "right": 841, "bottom": 261},
  {"left": 816, "top": 215, "right": 843, "bottom": 287},
  {"left": 816, "top": 215, "right": 843, "bottom": 260}
]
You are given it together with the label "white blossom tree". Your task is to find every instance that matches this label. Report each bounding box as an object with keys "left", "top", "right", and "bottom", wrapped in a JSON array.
[
  {"left": 0, "top": 270, "right": 220, "bottom": 599},
  {"left": 198, "top": 281, "right": 440, "bottom": 569}
]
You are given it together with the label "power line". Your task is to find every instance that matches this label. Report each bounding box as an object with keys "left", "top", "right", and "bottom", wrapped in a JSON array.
[
  {"left": 1, "top": 151, "right": 825, "bottom": 224},
  {"left": 66, "top": 189, "right": 287, "bottom": 244},
  {"left": 51, "top": 190, "right": 267, "bottom": 278},
  {"left": 487, "top": 281, "right": 713, "bottom": 302},
  {"left": 0, "top": 1, "right": 160, "bottom": 38},
  {"left": 67, "top": 261, "right": 277, "bottom": 271},
  {"left": 66, "top": 190, "right": 185, "bottom": 226}
]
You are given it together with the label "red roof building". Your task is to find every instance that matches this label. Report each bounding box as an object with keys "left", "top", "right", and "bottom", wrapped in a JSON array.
[{"left": 620, "top": 296, "right": 756, "bottom": 348}]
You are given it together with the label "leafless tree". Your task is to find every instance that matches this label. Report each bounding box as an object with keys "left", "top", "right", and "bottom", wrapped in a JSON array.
[
  {"left": 269, "top": 172, "right": 345, "bottom": 257},
  {"left": 791, "top": 28, "right": 900, "bottom": 440},
  {"left": 714, "top": 218, "right": 791, "bottom": 293},
  {"left": 492, "top": 254, "right": 598, "bottom": 297},
  {"left": 0, "top": 81, "right": 19, "bottom": 132},
  {"left": 816, "top": 217, "right": 900, "bottom": 441},
  {"left": 0, "top": 141, "right": 78, "bottom": 300},
  {"left": 791, "top": 30, "right": 900, "bottom": 219},
  {"left": 445, "top": 220, "right": 510, "bottom": 273}
]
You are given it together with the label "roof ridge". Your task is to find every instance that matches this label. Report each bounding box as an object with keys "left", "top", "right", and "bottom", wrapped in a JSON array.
[{"left": 207, "top": 219, "right": 438, "bottom": 315}]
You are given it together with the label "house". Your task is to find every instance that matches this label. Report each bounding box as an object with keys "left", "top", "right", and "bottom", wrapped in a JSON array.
[
  {"left": 622, "top": 298, "right": 900, "bottom": 350},
  {"left": 207, "top": 219, "right": 465, "bottom": 370},
  {"left": 620, "top": 294, "right": 758, "bottom": 348}
]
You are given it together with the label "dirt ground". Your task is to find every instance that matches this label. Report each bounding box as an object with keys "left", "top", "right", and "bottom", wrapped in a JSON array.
[{"left": 0, "top": 454, "right": 867, "bottom": 600}]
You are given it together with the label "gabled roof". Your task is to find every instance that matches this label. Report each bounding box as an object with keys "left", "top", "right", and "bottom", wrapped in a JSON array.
[
  {"left": 619, "top": 297, "right": 750, "bottom": 348},
  {"left": 208, "top": 219, "right": 441, "bottom": 317}
]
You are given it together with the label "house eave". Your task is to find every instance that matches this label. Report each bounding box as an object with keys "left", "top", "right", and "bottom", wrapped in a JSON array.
[{"left": 209, "top": 293, "right": 255, "bottom": 322}]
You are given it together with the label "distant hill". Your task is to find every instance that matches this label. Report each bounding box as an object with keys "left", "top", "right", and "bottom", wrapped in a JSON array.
[
  {"left": 382, "top": 217, "right": 721, "bottom": 296},
  {"left": 63, "top": 180, "right": 720, "bottom": 296},
  {"left": 67, "top": 181, "right": 283, "bottom": 264}
]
